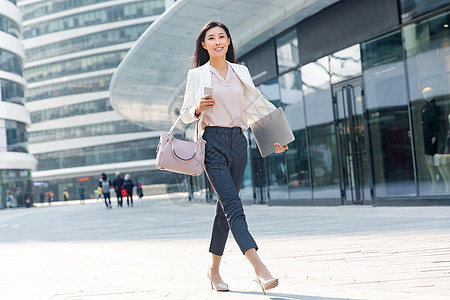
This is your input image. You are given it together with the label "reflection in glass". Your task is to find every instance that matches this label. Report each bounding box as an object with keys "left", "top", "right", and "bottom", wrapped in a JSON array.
[
  {"left": 400, "top": 0, "right": 449, "bottom": 23},
  {"left": 404, "top": 12, "right": 450, "bottom": 195},
  {"left": 276, "top": 29, "right": 299, "bottom": 74},
  {"left": 0, "top": 170, "right": 32, "bottom": 208},
  {"left": 361, "top": 30, "right": 415, "bottom": 197},
  {"left": 249, "top": 132, "right": 269, "bottom": 204},
  {"left": 258, "top": 79, "right": 289, "bottom": 201},
  {"left": 330, "top": 44, "right": 362, "bottom": 84},
  {"left": 0, "top": 80, "right": 25, "bottom": 105},
  {"left": 5, "top": 121, "right": 28, "bottom": 153},
  {"left": 240, "top": 132, "right": 253, "bottom": 202},
  {"left": 302, "top": 58, "right": 340, "bottom": 198},
  {"left": 0, "top": 15, "right": 21, "bottom": 38},
  {"left": 278, "top": 71, "right": 311, "bottom": 200},
  {"left": 0, "top": 50, "right": 23, "bottom": 76}
]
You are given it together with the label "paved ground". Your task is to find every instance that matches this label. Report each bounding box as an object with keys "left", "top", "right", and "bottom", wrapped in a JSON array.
[{"left": 1, "top": 194, "right": 450, "bottom": 300}]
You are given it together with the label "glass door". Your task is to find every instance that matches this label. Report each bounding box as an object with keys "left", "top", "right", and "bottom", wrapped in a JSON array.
[
  {"left": 332, "top": 77, "right": 370, "bottom": 204},
  {"left": 248, "top": 131, "right": 270, "bottom": 204}
]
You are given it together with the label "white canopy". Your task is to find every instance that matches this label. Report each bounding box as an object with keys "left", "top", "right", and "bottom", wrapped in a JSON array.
[{"left": 109, "top": 0, "right": 339, "bottom": 130}]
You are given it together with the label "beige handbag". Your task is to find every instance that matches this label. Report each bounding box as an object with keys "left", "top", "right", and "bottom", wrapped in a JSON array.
[{"left": 156, "top": 112, "right": 205, "bottom": 176}]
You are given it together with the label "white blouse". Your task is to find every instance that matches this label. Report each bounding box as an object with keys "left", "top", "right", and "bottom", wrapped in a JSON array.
[{"left": 201, "top": 63, "right": 248, "bottom": 130}]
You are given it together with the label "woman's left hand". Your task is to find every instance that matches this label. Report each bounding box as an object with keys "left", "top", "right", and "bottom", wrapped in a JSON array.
[{"left": 274, "top": 143, "right": 289, "bottom": 153}]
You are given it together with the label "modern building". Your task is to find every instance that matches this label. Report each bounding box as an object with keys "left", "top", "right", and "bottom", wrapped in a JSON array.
[
  {"left": 111, "top": 0, "right": 450, "bottom": 206},
  {"left": 0, "top": 0, "right": 37, "bottom": 208},
  {"left": 19, "top": 0, "right": 176, "bottom": 201}
]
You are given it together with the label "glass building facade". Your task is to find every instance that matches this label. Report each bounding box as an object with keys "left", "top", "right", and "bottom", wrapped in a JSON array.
[
  {"left": 108, "top": 0, "right": 448, "bottom": 206},
  {"left": 234, "top": 0, "right": 450, "bottom": 205},
  {"left": 175, "top": 0, "right": 449, "bottom": 206},
  {"left": 19, "top": 0, "right": 169, "bottom": 202},
  {"left": 0, "top": 0, "right": 36, "bottom": 208}
]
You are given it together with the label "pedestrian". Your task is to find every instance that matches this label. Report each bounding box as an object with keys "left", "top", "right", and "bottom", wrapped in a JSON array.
[
  {"left": 112, "top": 171, "right": 124, "bottom": 207},
  {"left": 46, "top": 191, "right": 53, "bottom": 206},
  {"left": 96, "top": 186, "right": 103, "bottom": 201},
  {"left": 124, "top": 174, "right": 134, "bottom": 207},
  {"left": 39, "top": 192, "right": 44, "bottom": 203},
  {"left": 181, "top": 178, "right": 188, "bottom": 193},
  {"left": 99, "top": 173, "right": 112, "bottom": 209},
  {"left": 78, "top": 184, "right": 85, "bottom": 204},
  {"left": 180, "top": 21, "right": 288, "bottom": 294},
  {"left": 188, "top": 176, "right": 195, "bottom": 202},
  {"left": 6, "top": 192, "right": 13, "bottom": 209},
  {"left": 135, "top": 178, "right": 143, "bottom": 203},
  {"left": 25, "top": 194, "right": 32, "bottom": 208},
  {"left": 63, "top": 189, "right": 69, "bottom": 203}
]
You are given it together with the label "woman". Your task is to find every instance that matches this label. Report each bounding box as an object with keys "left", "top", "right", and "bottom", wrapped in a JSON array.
[
  {"left": 99, "top": 173, "right": 112, "bottom": 209},
  {"left": 180, "top": 21, "right": 288, "bottom": 294},
  {"left": 124, "top": 174, "right": 134, "bottom": 207}
]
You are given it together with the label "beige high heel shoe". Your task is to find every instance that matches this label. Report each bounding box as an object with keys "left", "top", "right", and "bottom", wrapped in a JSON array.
[
  {"left": 255, "top": 277, "right": 278, "bottom": 295},
  {"left": 206, "top": 269, "right": 229, "bottom": 292}
]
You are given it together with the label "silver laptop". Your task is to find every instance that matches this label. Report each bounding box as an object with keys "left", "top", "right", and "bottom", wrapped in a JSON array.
[{"left": 250, "top": 107, "right": 295, "bottom": 158}]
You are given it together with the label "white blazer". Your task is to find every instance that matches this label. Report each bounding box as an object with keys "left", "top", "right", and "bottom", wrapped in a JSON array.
[{"left": 180, "top": 61, "right": 276, "bottom": 139}]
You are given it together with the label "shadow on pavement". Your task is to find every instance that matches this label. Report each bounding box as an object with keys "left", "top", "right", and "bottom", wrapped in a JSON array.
[{"left": 228, "top": 290, "right": 358, "bottom": 300}]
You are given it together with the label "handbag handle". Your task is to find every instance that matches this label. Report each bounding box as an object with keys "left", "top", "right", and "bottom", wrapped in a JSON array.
[
  {"left": 172, "top": 141, "right": 198, "bottom": 161},
  {"left": 167, "top": 109, "right": 202, "bottom": 141}
]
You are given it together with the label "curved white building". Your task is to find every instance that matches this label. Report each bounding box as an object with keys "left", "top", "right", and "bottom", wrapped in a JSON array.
[
  {"left": 0, "top": 0, "right": 37, "bottom": 208},
  {"left": 19, "top": 0, "right": 174, "bottom": 201}
]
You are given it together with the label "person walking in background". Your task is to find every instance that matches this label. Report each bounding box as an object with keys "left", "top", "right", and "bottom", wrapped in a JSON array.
[
  {"left": 45, "top": 191, "right": 50, "bottom": 205},
  {"left": 6, "top": 192, "right": 13, "bottom": 209},
  {"left": 24, "top": 193, "right": 32, "bottom": 208},
  {"left": 96, "top": 186, "right": 103, "bottom": 201},
  {"left": 124, "top": 174, "right": 134, "bottom": 207},
  {"left": 39, "top": 192, "right": 44, "bottom": 203},
  {"left": 180, "top": 21, "right": 287, "bottom": 294},
  {"left": 63, "top": 189, "right": 69, "bottom": 203},
  {"left": 99, "top": 173, "right": 112, "bottom": 209},
  {"left": 135, "top": 178, "right": 143, "bottom": 203},
  {"left": 113, "top": 171, "right": 124, "bottom": 207},
  {"left": 78, "top": 184, "right": 85, "bottom": 204},
  {"left": 46, "top": 191, "right": 53, "bottom": 206},
  {"left": 188, "top": 177, "right": 195, "bottom": 202},
  {"left": 181, "top": 178, "right": 188, "bottom": 194}
]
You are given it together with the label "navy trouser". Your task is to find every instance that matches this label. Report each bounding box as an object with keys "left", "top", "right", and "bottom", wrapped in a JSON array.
[
  {"left": 103, "top": 192, "right": 111, "bottom": 207},
  {"left": 203, "top": 126, "right": 258, "bottom": 256}
]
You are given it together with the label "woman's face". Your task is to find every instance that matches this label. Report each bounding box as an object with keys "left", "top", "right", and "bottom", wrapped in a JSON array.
[{"left": 202, "top": 26, "right": 230, "bottom": 60}]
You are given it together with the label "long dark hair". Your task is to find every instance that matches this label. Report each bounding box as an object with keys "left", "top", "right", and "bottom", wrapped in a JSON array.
[{"left": 192, "top": 21, "right": 236, "bottom": 68}]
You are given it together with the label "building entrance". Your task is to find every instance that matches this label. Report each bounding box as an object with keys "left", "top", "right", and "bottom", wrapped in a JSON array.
[{"left": 332, "top": 77, "right": 370, "bottom": 204}]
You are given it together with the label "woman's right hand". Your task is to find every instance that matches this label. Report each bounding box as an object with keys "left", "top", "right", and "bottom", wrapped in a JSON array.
[{"left": 194, "top": 95, "right": 215, "bottom": 117}]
